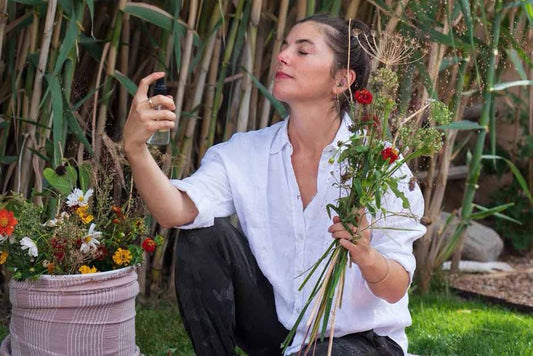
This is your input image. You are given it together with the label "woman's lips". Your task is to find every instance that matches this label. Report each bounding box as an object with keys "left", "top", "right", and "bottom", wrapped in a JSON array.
[{"left": 275, "top": 71, "right": 293, "bottom": 79}]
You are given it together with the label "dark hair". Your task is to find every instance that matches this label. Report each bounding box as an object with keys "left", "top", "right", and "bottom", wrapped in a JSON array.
[{"left": 296, "top": 14, "right": 372, "bottom": 115}]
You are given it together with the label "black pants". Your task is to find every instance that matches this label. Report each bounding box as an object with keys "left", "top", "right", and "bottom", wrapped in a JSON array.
[{"left": 175, "top": 218, "right": 404, "bottom": 356}]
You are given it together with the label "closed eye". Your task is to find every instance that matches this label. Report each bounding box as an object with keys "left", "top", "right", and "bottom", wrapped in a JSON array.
[{"left": 298, "top": 50, "right": 308, "bottom": 55}]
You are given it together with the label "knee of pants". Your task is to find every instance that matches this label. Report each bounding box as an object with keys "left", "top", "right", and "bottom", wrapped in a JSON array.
[{"left": 176, "top": 217, "right": 236, "bottom": 262}]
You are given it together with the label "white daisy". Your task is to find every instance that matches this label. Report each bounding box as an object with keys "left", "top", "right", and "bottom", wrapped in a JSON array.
[
  {"left": 20, "top": 237, "right": 38, "bottom": 257},
  {"left": 66, "top": 188, "right": 93, "bottom": 207},
  {"left": 80, "top": 223, "right": 101, "bottom": 253}
]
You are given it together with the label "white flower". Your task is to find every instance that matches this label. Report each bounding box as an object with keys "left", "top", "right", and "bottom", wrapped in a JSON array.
[
  {"left": 80, "top": 223, "right": 101, "bottom": 253},
  {"left": 20, "top": 237, "right": 38, "bottom": 258},
  {"left": 66, "top": 188, "right": 93, "bottom": 207}
]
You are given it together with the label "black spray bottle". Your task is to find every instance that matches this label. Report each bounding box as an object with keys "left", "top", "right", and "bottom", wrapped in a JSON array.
[{"left": 147, "top": 78, "right": 170, "bottom": 145}]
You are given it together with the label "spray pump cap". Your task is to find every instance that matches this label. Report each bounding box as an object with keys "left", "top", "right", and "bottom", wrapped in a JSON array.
[{"left": 153, "top": 78, "right": 167, "bottom": 96}]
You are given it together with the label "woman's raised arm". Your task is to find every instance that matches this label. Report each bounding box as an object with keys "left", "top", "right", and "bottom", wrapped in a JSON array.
[{"left": 123, "top": 72, "right": 198, "bottom": 228}]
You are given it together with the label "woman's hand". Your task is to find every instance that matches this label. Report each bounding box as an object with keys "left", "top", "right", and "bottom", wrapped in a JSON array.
[
  {"left": 328, "top": 210, "right": 377, "bottom": 268},
  {"left": 123, "top": 72, "right": 176, "bottom": 154}
]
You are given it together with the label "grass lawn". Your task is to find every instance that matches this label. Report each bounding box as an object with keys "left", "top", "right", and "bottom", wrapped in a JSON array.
[{"left": 0, "top": 291, "right": 531, "bottom": 355}]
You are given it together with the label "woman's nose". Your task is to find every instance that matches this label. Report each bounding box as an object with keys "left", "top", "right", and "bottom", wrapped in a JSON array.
[{"left": 277, "top": 48, "right": 289, "bottom": 65}]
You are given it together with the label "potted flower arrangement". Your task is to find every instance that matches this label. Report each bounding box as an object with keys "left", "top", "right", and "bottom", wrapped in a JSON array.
[
  {"left": 0, "top": 161, "right": 161, "bottom": 356},
  {"left": 281, "top": 28, "right": 452, "bottom": 355}
]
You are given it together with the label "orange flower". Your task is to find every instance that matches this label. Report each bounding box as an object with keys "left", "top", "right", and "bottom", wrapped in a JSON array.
[
  {"left": 0, "top": 209, "right": 17, "bottom": 236},
  {"left": 0, "top": 250, "right": 8, "bottom": 264}
]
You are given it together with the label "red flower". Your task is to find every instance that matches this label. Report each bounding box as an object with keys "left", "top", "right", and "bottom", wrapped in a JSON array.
[
  {"left": 0, "top": 209, "right": 18, "bottom": 236},
  {"left": 354, "top": 89, "right": 373, "bottom": 105},
  {"left": 141, "top": 237, "right": 157, "bottom": 253},
  {"left": 381, "top": 147, "right": 399, "bottom": 164}
]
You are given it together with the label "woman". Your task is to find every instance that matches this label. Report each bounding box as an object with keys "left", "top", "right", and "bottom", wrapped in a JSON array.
[{"left": 124, "top": 15, "right": 425, "bottom": 356}]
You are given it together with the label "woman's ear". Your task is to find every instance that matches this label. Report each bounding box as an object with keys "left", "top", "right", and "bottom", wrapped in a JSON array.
[{"left": 333, "top": 69, "right": 356, "bottom": 95}]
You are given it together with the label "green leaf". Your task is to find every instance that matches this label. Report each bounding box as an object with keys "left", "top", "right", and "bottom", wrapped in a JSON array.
[
  {"left": 492, "top": 80, "right": 533, "bottom": 92},
  {"left": 78, "top": 163, "right": 92, "bottom": 192},
  {"left": 113, "top": 70, "right": 138, "bottom": 97},
  {"left": 506, "top": 49, "right": 528, "bottom": 80},
  {"left": 11, "top": 0, "right": 46, "bottom": 5},
  {"left": 66, "top": 165, "right": 78, "bottom": 189},
  {"left": 242, "top": 67, "right": 287, "bottom": 118},
  {"left": 470, "top": 202, "right": 513, "bottom": 220},
  {"left": 87, "top": 0, "right": 94, "bottom": 31},
  {"left": 436, "top": 120, "right": 486, "bottom": 131},
  {"left": 45, "top": 73, "right": 64, "bottom": 168},
  {"left": 53, "top": 8, "right": 80, "bottom": 75},
  {"left": 481, "top": 154, "right": 533, "bottom": 203},
  {"left": 43, "top": 168, "right": 73, "bottom": 195},
  {"left": 0, "top": 156, "right": 17, "bottom": 164},
  {"left": 64, "top": 97, "right": 94, "bottom": 156},
  {"left": 123, "top": 3, "right": 186, "bottom": 32},
  {"left": 471, "top": 203, "right": 522, "bottom": 224}
]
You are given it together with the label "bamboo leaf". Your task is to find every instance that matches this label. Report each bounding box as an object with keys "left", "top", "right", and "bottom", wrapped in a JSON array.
[
  {"left": 242, "top": 67, "right": 287, "bottom": 118},
  {"left": 481, "top": 154, "right": 533, "bottom": 203},
  {"left": 506, "top": 49, "right": 527, "bottom": 80},
  {"left": 502, "top": 0, "right": 533, "bottom": 9},
  {"left": 64, "top": 97, "right": 94, "bottom": 156},
  {"left": 470, "top": 202, "right": 513, "bottom": 220},
  {"left": 53, "top": 7, "right": 80, "bottom": 75},
  {"left": 87, "top": 0, "right": 94, "bottom": 30},
  {"left": 78, "top": 163, "right": 91, "bottom": 192},
  {"left": 492, "top": 80, "right": 533, "bottom": 92},
  {"left": 113, "top": 70, "right": 138, "bottom": 97},
  {"left": 11, "top": 0, "right": 46, "bottom": 5},
  {"left": 58, "top": 0, "right": 74, "bottom": 15},
  {"left": 436, "top": 120, "right": 486, "bottom": 131},
  {"left": 0, "top": 156, "right": 17, "bottom": 164},
  {"left": 45, "top": 73, "right": 64, "bottom": 168},
  {"left": 471, "top": 203, "right": 522, "bottom": 224},
  {"left": 123, "top": 3, "right": 186, "bottom": 32}
]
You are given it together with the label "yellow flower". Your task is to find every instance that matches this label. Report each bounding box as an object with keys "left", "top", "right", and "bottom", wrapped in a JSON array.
[
  {"left": 0, "top": 250, "right": 8, "bottom": 264},
  {"left": 78, "top": 265, "right": 98, "bottom": 274},
  {"left": 112, "top": 248, "right": 132, "bottom": 266},
  {"left": 76, "top": 205, "right": 94, "bottom": 224}
]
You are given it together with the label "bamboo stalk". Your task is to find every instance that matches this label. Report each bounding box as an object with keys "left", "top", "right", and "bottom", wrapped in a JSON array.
[
  {"left": 415, "top": 55, "right": 469, "bottom": 294},
  {"left": 95, "top": 0, "right": 127, "bottom": 160},
  {"left": 117, "top": 11, "right": 130, "bottom": 138},
  {"left": 346, "top": 0, "right": 362, "bottom": 19},
  {"left": 447, "top": 0, "right": 504, "bottom": 270},
  {"left": 235, "top": 0, "right": 261, "bottom": 133},
  {"left": 296, "top": 0, "right": 306, "bottom": 20},
  {"left": 177, "top": 2, "right": 225, "bottom": 179},
  {"left": 208, "top": 0, "right": 246, "bottom": 147},
  {"left": 198, "top": 31, "right": 222, "bottom": 162},
  {"left": 173, "top": 0, "right": 199, "bottom": 131},
  {"left": 0, "top": 0, "right": 8, "bottom": 72},
  {"left": 259, "top": 0, "right": 289, "bottom": 129},
  {"left": 18, "top": 0, "right": 57, "bottom": 196}
]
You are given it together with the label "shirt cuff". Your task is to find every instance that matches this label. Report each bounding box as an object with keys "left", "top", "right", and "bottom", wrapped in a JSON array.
[{"left": 169, "top": 179, "right": 214, "bottom": 229}]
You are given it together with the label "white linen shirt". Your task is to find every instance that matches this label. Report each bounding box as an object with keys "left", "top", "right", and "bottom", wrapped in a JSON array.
[{"left": 170, "top": 115, "right": 426, "bottom": 356}]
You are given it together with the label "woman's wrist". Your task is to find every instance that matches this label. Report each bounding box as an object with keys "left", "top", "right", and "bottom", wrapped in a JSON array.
[{"left": 358, "top": 248, "right": 390, "bottom": 285}]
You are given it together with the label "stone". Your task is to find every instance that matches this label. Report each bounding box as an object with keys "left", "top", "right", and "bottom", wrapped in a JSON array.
[{"left": 438, "top": 212, "right": 504, "bottom": 262}]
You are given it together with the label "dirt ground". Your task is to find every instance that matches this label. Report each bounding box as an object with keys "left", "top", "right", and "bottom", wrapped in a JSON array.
[{"left": 447, "top": 251, "right": 533, "bottom": 308}]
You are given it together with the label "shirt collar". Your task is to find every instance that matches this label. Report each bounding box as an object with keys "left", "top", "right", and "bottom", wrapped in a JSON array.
[{"left": 270, "top": 113, "right": 352, "bottom": 154}]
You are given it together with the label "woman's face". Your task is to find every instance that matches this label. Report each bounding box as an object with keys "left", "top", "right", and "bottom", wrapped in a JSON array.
[{"left": 272, "top": 22, "right": 337, "bottom": 105}]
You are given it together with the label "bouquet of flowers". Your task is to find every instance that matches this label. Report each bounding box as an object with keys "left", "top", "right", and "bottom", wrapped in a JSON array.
[
  {"left": 281, "top": 28, "right": 452, "bottom": 355},
  {"left": 0, "top": 161, "right": 162, "bottom": 281}
]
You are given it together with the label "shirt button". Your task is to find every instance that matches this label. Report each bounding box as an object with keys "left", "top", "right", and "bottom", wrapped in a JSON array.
[{"left": 297, "top": 194, "right": 300, "bottom": 200}]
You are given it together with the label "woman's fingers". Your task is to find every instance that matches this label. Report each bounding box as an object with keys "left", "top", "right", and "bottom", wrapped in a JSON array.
[
  {"left": 146, "top": 95, "right": 176, "bottom": 111},
  {"left": 136, "top": 72, "right": 165, "bottom": 99}
]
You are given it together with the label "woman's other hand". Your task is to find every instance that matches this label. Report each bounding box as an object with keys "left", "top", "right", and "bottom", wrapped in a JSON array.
[
  {"left": 123, "top": 72, "right": 176, "bottom": 154},
  {"left": 328, "top": 211, "right": 376, "bottom": 268}
]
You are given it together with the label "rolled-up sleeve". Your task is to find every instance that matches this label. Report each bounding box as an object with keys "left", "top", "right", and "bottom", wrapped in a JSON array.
[
  {"left": 170, "top": 146, "right": 236, "bottom": 229},
  {"left": 368, "top": 163, "right": 426, "bottom": 283}
]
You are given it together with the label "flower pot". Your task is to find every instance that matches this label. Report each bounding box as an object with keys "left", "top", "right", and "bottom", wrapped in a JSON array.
[{"left": 0, "top": 266, "right": 141, "bottom": 356}]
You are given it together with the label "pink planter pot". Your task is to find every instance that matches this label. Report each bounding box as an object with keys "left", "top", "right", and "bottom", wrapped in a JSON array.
[{"left": 0, "top": 266, "right": 141, "bottom": 356}]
